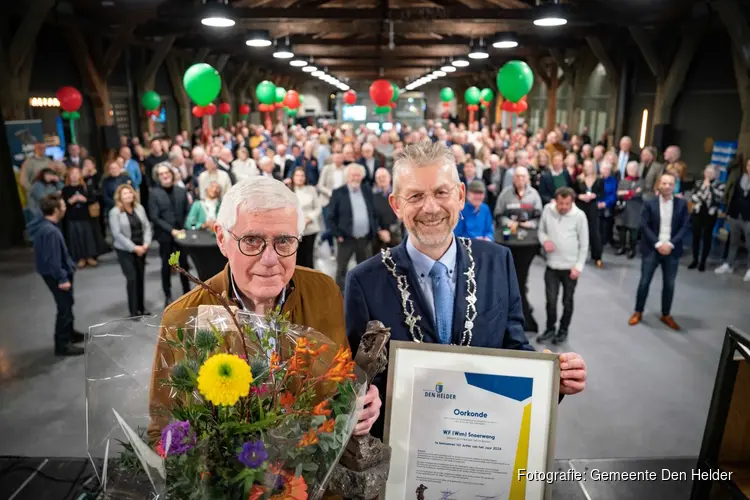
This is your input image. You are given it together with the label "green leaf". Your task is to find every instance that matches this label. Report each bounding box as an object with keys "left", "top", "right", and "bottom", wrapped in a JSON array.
[
  {"left": 295, "top": 463, "right": 303, "bottom": 477},
  {"left": 177, "top": 327, "right": 184, "bottom": 342},
  {"left": 169, "top": 252, "right": 181, "bottom": 267}
]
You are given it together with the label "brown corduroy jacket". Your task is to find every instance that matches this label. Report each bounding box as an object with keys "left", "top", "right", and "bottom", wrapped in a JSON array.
[{"left": 147, "top": 264, "right": 347, "bottom": 442}]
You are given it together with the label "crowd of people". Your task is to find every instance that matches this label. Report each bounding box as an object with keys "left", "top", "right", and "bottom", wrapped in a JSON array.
[{"left": 16, "top": 114, "right": 750, "bottom": 356}]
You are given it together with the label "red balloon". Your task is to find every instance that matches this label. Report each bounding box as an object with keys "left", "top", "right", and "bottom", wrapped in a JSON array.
[
  {"left": 192, "top": 106, "right": 205, "bottom": 118},
  {"left": 369, "top": 79, "right": 394, "bottom": 107},
  {"left": 283, "top": 90, "right": 301, "bottom": 110},
  {"left": 205, "top": 103, "right": 217, "bottom": 116},
  {"left": 390, "top": 102, "right": 397, "bottom": 109},
  {"left": 516, "top": 99, "right": 528, "bottom": 112},
  {"left": 501, "top": 100, "right": 523, "bottom": 113},
  {"left": 239, "top": 104, "right": 250, "bottom": 115},
  {"left": 343, "top": 89, "right": 357, "bottom": 106},
  {"left": 219, "top": 102, "right": 231, "bottom": 115},
  {"left": 56, "top": 86, "right": 82, "bottom": 112}
]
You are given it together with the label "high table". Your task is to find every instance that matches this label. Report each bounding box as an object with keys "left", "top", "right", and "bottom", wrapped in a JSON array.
[
  {"left": 175, "top": 230, "right": 227, "bottom": 281},
  {"left": 498, "top": 231, "right": 541, "bottom": 333},
  {"left": 0, "top": 456, "right": 699, "bottom": 499}
]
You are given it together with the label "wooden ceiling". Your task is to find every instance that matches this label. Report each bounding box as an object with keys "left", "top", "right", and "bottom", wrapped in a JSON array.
[{"left": 57, "top": 0, "right": 694, "bottom": 84}]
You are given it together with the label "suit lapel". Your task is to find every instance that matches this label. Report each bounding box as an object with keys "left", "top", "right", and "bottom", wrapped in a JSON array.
[
  {"left": 451, "top": 239, "right": 468, "bottom": 344},
  {"left": 390, "top": 241, "right": 439, "bottom": 343},
  {"left": 653, "top": 198, "right": 661, "bottom": 232}
]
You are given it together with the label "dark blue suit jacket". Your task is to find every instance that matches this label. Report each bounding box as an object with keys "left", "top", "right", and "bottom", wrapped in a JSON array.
[
  {"left": 344, "top": 237, "right": 533, "bottom": 438},
  {"left": 640, "top": 196, "right": 689, "bottom": 258}
]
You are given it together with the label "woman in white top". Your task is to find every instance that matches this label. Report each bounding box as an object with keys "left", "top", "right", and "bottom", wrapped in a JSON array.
[
  {"left": 231, "top": 147, "right": 258, "bottom": 182},
  {"left": 316, "top": 152, "right": 347, "bottom": 206},
  {"left": 291, "top": 167, "right": 322, "bottom": 269}
]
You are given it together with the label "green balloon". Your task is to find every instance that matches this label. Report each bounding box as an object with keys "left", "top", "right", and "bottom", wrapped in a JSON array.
[
  {"left": 287, "top": 108, "right": 298, "bottom": 117},
  {"left": 61, "top": 111, "right": 71, "bottom": 119},
  {"left": 275, "top": 87, "right": 286, "bottom": 104},
  {"left": 497, "top": 60, "right": 534, "bottom": 103},
  {"left": 299, "top": 94, "right": 304, "bottom": 104},
  {"left": 70, "top": 111, "right": 81, "bottom": 120},
  {"left": 255, "top": 80, "right": 277, "bottom": 105},
  {"left": 480, "top": 88, "right": 495, "bottom": 102},
  {"left": 390, "top": 82, "right": 399, "bottom": 103},
  {"left": 183, "top": 63, "right": 222, "bottom": 107},
  {"left": 375, "top": 105, "right": 391, "bottom": 115},
  {"left": 440, "top": 87, "right": 455, "bottom": 102},
  {"left": 141, "top": 91, "right": 161, "bottom": 111},
  {"left": 464, "top": 87, "right": 481, "bottom": 105}
]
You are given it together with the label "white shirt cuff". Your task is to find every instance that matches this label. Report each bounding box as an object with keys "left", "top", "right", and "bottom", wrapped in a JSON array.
[{"left": 655, "top": 241, "right": 674, "bottom": 249}]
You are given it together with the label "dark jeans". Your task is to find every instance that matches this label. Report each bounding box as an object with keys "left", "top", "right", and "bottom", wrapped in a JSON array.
[
  {"left": 599, "top": 215, "right": 614, "bottom": 247},
  {"left": 584, "top": 209, "right": 602, "bottom": 260},
  {"left": 508, "top": 244, "right": 539, "bottom": 332},
  {"left": 158, "top": 239, "right": 190, "bottom": 297},
  {"left": 635, "top": 251, "right": 679, "bottom": 315},
  {"left": 297, "top": 233, "right": 317, "bottom": 269},
  {"left": 320, "top": 205, "right": 333, "bottom": 248},
  {"left": 618, "top": 227, "right": 638, "bottom": 249},
  {"left": 117, "top": 250, "right": 146, "bottom": 315},
  {"left": 691, "top": 212, "right": 716, "bottom": 265},
  {"left": 336, "top": 237, "right": 372, "bottom": 291},
  {"left": 544, "top": 267, "right": 578, "bottom": 332},
  {"left": 42, "top": 275, "right": 75, "bottom": 348}
]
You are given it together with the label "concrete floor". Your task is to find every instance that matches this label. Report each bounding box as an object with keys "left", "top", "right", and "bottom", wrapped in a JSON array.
[{"left": 0, "top": 242, "right": 748, "bottom": 461}]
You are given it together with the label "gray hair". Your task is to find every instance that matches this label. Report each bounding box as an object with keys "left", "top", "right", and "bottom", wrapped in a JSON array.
[
  {"left": 216, "top": 177, "right": 305, "bottom": 237},
  {"left": 392, "top": 140, "right": 460, "bottom": 194},
  {"left": 516, "top": 150, "right": 529, "bottom": 161},
  {"left": 168, "top": 151, "right": 182, "bottom": 163},
  {"left": 344, "top": 163, "right": 366, "bottom": 178}
]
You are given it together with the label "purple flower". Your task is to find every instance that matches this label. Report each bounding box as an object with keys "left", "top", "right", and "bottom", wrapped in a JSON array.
[
  {"left": 238, "top": 440, "right": 268, "bottom": 469},
  {"left": 160, "top": 420, "right": 196, "bottom": 456}
]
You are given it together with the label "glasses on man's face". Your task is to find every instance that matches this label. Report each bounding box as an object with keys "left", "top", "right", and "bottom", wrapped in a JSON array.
[
  {"left": 397, "top": 184, "right": 458, "bottom": 207},
  {"left": 227, "top": 230, "right": 300, "bottom": 257}
]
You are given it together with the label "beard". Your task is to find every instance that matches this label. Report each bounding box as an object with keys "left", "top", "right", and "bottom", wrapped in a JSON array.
[{"left": 407, "top": 210, "right": 458, "bottom": 248}]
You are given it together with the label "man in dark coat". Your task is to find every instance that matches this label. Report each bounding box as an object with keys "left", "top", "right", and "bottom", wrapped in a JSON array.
[
  {"left": 149, "top": 163, "right": 190, "bottom": 306},
  {"left": 344, "top": 141, "right": 588, "bottom": 439}
]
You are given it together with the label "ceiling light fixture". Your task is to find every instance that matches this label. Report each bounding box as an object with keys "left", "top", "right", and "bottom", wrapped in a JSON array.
[
  {"left": 245, "top": 29, "right": 271, "bottom": 47},
  {"left": 311, "top": 70, "right": 325, "bottom": 77},
  {"left": 533, "top": 0, "right": 568, "bottom": 27},
  {"left": 452, "top": 58, "right": 470, "bottom": 67},
  {"left": 290, "top": 59, "right": 307, "bottom": 67},
  {"left": 493, "top": 32, "right": 519, "bottom": 49},
  {"left": 302, "top": 65, "right": 317, "bottom": 73},
  {"left": 273, "top": 40, "right": 294, "bottom": 59},
  {"left": 468, "top": 39, "right": 489, "bottom": 59},
  {"left": 200, "top": 0, "right": 235, "bottom": 28},
  {"left": 433, "top": 70, "right": 446, "bottom": 77},
  {"left": 441, "top": 65, "right": 457, "bottom": 72}
]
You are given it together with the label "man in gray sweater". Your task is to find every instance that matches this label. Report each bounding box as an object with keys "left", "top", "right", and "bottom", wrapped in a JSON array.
[{"left": 537, "top": 187, "right": 589, "bottom": 344}]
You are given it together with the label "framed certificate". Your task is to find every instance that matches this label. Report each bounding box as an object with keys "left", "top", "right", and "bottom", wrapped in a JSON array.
[{"left": 383, "top": 341, "right": 560, "bottom": 500}]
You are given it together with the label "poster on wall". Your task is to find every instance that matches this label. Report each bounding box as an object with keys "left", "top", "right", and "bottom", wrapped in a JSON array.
[
  {"left": 5, "top": 120, "right": 45, "bottom": 172},
  {"left": 711, "top": 141, "right": 737, "bottom": 183}
]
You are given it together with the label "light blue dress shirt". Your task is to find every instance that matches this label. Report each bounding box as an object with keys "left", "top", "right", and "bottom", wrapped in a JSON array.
[
  {"left": 406, "top": 236, "right": 458, "bottom": 327},
  {"left": 348, "top": 186, "right": 370, "bottom": 238}
]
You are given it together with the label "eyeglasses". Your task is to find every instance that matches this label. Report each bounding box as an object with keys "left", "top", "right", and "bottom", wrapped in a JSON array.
[
  {"left": 227, "top": 230, "right": 300, "bottom": 257},
  {"left": 396, "top": 184, "right": 459, "bottom": 207}
]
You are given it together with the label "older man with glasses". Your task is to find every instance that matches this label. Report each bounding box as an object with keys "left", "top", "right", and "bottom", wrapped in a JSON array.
[
  {"left": 148, "top": 176, "right": 381, "bottom": 442},
  {"left": 344, "top": 141, "right": 587, "bottom": 440}
]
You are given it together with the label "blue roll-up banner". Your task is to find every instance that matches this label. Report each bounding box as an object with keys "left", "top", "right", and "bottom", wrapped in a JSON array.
[
  {"left": 711, "top": 141, "right": 737, "bottom": 184},
  {"left": 5, "top": 120, "right": 45, "bottom": 171}
]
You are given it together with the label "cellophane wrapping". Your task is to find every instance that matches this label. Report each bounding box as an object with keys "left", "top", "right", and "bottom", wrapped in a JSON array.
[{"left": 86, "top": 305, "right": 366, "bottom": 499}]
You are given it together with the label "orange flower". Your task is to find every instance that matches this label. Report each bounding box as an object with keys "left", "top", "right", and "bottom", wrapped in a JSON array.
[
  {"left": 248, "top": 466, "right": 308, "bottom": 500},
  {"left": 297, "top": 428, "right": 319, "bottom": 448},
  {"left": 312, "top": 400, "right": 331, "bottom": 417},
  {"left": 317, "top": 419, "right": 335, "bottom": 434},
  {"left": 279, "top": 391, "right": 294, "bottom": 409},
  {"left": 295, "top": 337, "right": 311, "bottom": 354},
  {"left": 287, "top": 355, "right": 307, "bottom": 374},
  {"left": 309, "top": 343, "right": 329, "bottom": 357},
  {"left": 269, "top": 351, "right": 281, "bottom": 373}
]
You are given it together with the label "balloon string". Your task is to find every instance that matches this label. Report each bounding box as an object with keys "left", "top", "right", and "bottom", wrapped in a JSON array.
[{"left": 70, "top": 119, "right": 77, "bottom": 145}]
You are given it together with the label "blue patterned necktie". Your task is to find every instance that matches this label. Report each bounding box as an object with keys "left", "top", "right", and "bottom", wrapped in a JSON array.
[{"left": 429, "top": 261, "right": 454, "bottom": 344}]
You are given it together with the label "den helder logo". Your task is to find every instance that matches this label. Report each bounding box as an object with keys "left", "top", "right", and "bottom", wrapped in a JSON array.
[{"left": 424, "top": 380, "right": 457, "bottom": 400}]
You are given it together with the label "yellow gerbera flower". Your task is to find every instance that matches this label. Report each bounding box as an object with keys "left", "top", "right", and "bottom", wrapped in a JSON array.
[{"left": 197, "top": 353, "right": 253, "bottom": 406}]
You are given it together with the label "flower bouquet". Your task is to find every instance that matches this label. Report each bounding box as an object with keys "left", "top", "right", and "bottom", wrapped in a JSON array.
[{"left": 86, "top": 253, "right": 366, "bottom": 499}]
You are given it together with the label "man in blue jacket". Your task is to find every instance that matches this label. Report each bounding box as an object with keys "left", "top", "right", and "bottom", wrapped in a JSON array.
[
  {"left": 344, "top": 141, "right": 587, "bottom": 439},
  {"left": 32, "top": 194, "right": 85, "bottom": 356},
  {"left": 629, "top": 172, "right": 689, "bottom": 330}
]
